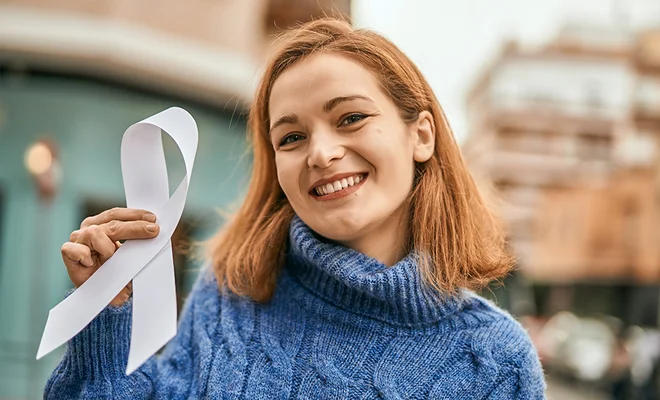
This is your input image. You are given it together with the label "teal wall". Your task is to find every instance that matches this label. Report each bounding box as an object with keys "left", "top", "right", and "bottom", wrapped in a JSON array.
[{"left": 0, "top": 71, "right": 249, "bottom": 399}]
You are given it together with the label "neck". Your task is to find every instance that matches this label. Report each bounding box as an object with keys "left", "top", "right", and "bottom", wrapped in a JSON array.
[{"left": 338, "top": 205, "right": 409, "bottom": 266}]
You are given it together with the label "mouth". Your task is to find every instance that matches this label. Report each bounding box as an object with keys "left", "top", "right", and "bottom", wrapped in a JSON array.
[{"left": 310, "top": 173, "right": 368, "bottom": 200}]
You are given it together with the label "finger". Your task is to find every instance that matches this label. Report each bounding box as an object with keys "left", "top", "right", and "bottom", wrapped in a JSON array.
[
  {"left": 81, "top": 207, "right": 156, "bottom": 229},
  {"left": 75, "top": 225, "right": 116, "bottom": 260},
  {"left": 70, "top": 229, "right": 81, "bottom": 242},
  {"left": 71, "top": 226, "right": 133, "bottom": 243},
  {"left": 61, "top": 242, "right": 94, "bottom": 268},
  {"left": 99, "top": 220, "right": 160, "bottom": 243}
]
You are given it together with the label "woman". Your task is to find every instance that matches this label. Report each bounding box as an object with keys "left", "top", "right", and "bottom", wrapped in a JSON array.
[{"left": 47, "top": 18, "right": 546, "bottom": 399}]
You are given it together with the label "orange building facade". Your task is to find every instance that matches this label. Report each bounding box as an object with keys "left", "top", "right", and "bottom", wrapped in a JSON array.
[{"left": 464, "top": 24, "right": 660, "bottom": 283}]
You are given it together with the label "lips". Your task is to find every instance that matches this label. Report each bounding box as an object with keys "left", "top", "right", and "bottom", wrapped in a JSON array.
[
  {"left": 313, "top": 173, "right": 365, "bottom": 196},
  {"left": 309, "top": 172, "right": 368, "bottom": 199}
]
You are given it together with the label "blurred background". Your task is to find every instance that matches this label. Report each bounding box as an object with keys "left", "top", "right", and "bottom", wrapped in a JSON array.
[{"left": 1, "top": 0, "right": 659, "bottom": 398}]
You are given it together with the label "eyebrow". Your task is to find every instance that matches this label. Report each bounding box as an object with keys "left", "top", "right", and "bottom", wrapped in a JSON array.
[
  {"left": 269, "top": 95, "right": 374, "bottom": 135},
  {"left": 323, "top": 95, "right": 374, "bottom": 113},
  {"left": 269, "top": 113, "right": 299, "bottom": 136}
]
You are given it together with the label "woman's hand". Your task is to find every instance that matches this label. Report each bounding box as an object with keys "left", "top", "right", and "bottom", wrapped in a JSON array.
[{"left": 61, "top": 208, "right": 160, "bottom": 307}]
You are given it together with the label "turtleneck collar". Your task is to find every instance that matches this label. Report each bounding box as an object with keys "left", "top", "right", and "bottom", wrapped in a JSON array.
[{"left": 285, "top": 215, "right": 469, "bottom": 327}]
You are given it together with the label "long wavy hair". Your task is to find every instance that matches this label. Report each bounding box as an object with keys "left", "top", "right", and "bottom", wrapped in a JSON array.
[{"left": 207, "top": 17, "right": 514, "bottom": 302}]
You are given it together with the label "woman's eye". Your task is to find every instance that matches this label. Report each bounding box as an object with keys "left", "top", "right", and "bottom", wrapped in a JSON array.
[
  {"left": 280, "top": 133, "right": 304, "bottom": 146},
  {"left": 339, "top": 113, "right": 367, "bottom": 126}
]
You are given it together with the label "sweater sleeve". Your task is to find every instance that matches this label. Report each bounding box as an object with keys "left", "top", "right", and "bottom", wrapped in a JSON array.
[{"left": 44, "top": 270, "right": 212, "bottom": 400}]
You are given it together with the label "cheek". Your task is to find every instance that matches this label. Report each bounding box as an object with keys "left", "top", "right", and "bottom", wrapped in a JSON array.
[
  {"left": 363, "top": 135, "right": 415, "bottom": 185},
  {"left": 364, "top": 122, "right": 415, "bottom": 167},
  {"left": 275, "top": 154, "right": 301, "bottom": 197},
  {"left": 381, "top": 154, "right": 415, "bottom": 191}
]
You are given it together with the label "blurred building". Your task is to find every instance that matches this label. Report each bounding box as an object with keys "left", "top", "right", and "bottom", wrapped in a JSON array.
[
  {"left": 0, "top": 1, "right": 350, "bottom": 398},
  {"left": 464, "top": 22, "right": 660, "bottom": 318}
]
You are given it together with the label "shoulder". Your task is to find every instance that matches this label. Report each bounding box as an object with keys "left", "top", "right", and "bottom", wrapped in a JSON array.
[
  {"left": 186, "top": 264, "right": 258, "bottom": 323},
  {"left": 461, "top": 294, "right": 536, "bottom": 354},
  {"left": 188, "top": 265, "right": 222, "bottom": 302},
  {"left": 381, "top": 292, "right": 545, "bottom": 398},
  {"left": 454, "top": 292, "right": 546, "bottom": 395},
  {"left": 179, "top": 265, "right": 225, "bottom": 325},
  {"left": 456, "top": 293, "right": 540, "bottom": 367}
]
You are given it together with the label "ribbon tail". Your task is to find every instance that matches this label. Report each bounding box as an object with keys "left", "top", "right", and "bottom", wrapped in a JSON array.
[
  {"left": 126, "top": 242, "right": 178, "bottom": 374},
  {"left": 36, "top": 307, "right": 69, "bottom": 360}
]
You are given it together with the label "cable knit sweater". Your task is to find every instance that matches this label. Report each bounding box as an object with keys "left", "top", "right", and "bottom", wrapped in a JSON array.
[{"left": 45, "top": 216, "right": 546, "bottom": 399}]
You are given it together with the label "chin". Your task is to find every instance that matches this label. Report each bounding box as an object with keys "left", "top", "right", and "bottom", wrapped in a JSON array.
[{"left": 304, "top": 213, "right": 368, "bottom": 243}]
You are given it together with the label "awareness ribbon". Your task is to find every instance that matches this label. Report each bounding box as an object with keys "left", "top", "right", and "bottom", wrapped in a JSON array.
[{"left": 36, "top": 107, "right": 198, "bottom": 375}]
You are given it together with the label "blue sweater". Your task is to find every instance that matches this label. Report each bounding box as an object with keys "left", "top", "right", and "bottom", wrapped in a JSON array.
[{"left": 45, "top": 216, "right": 546, "bottom": 399}]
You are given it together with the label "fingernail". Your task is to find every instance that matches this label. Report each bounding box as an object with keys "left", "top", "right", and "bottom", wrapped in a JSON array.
[
  {"left": 146, "top": 224, "right": 158, "bottom": 232},
  {"left": 143, "top": 213, "right": 157, "bottom": 222}
]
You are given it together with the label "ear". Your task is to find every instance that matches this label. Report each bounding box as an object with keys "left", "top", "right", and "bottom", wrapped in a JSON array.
[{"left": 411, "top": 111, "right": 435, "bottom": 163}]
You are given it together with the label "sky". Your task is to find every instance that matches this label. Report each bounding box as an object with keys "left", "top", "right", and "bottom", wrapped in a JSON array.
[{"left": 352, "top": 0, "right": 660, "bottom": 143}]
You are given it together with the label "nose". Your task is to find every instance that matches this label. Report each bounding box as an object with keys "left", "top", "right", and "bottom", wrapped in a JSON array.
[{"left": 306, "top": 131, "right": 345, "bottom": 170}]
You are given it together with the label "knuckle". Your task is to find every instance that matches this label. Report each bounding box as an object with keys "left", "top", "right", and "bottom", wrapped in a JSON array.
[
  {"left": 69, "top": 230, "right": 80, "bottom": 242},
  {"left": 86, "top": 225, "right": 99, "bottom": 236},
  {"left": 81, "top": 217, "right": 93, "bottom": 228},
  {"left": 108, "top": 207, "right": 120, "bottom": 220},
  {"left": 107, "top": 220, "right": 121, "bottom": 235}
]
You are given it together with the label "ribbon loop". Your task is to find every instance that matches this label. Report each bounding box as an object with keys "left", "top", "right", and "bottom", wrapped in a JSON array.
[{"left": 37, "top": 107, "right": 198, "bottom": 375}]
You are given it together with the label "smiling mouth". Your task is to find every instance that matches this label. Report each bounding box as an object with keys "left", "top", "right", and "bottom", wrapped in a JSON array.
[{"left": 311, "top": 173, "right": 368, "bottom": 199}]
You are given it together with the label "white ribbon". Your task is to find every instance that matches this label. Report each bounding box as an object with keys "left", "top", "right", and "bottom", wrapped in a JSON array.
[{"left": 36, "top": 107, "right": 198, "bottom": 375}]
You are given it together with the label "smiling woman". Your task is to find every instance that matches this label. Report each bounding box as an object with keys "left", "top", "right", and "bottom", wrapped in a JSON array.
[
  {"left": 213, "top": 20, "right": 516, "bottom": 302},
  {"left": 45, "top": 17, "right": 546, "bottom": 399}
]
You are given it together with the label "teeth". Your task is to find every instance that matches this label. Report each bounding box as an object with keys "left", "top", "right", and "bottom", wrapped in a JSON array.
[
  {"left": 325, "top": 183, "right": 335, "bottom": 193},
  {"left": 314, "top": 174, "right": 365, "bottom": 196}
]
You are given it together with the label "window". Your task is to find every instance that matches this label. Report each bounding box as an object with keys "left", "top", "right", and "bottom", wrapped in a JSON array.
[
  {"left": 637, "top": 77, "right": 660, "bottom": 112},
  {"left": 576, "top": 133, "right": 612, "bottom": 161}
]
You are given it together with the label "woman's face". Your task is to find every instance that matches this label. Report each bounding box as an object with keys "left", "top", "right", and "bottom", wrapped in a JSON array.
[{"left": 269, "top": 52, "right": 434, "bottom": 258}]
